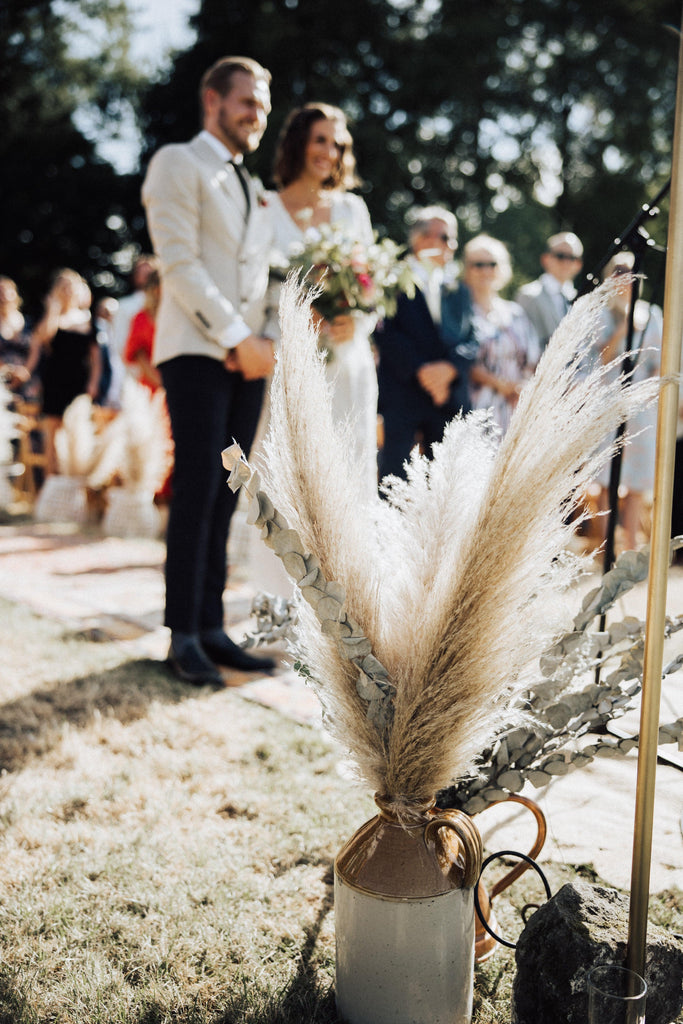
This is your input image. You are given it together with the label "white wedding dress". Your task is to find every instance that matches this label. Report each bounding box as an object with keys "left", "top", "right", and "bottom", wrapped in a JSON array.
[
  {"left": 265, "top": 190, "right": 379, "bottom": 500},
  {"left": 239, "top": 190, "right": 379, "bottom": 603}
]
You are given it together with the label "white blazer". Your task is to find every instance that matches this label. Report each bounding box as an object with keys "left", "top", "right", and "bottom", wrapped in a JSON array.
[{"left": 141, "top": 134, "right": 272, "bottom": 365}]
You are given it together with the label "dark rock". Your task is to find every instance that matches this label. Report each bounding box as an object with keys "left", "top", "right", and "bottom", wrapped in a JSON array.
[{"left": 511, "top": 881, "right": 683, "bottom": 1024}]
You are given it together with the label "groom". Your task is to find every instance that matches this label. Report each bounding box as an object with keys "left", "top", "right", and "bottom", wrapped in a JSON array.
[{"left": 142, "top": 56, "right": 276, "bottom": 685}]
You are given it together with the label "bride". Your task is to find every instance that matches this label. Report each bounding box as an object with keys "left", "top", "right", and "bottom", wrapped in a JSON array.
[{"left": 266, "top": 103, "right": 379, "bottom": 498}]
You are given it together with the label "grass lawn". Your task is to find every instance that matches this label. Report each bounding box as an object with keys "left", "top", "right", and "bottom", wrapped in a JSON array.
[{"left": 0, "top": 595, "right": 681, "bottom": 1023}]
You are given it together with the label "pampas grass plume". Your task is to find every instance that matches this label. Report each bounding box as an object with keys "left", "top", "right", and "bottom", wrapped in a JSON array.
[{"left": 260, "top": 275, "right": 662, "bottom": 812}]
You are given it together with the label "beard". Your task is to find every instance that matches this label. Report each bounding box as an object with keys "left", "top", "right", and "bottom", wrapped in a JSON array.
[{"left": 217, "top": 111, "right": 262, "bottom": 155}]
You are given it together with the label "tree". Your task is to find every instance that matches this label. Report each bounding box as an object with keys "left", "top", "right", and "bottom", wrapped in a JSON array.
[
  {"left": 138, "top": 0, "right": 679, "bottom": 297},
  {"left": 0, "top": 0, "right": 144, "bottom": 317}
]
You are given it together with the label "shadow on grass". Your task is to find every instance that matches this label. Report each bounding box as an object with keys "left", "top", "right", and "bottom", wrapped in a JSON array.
[
  {"left": 215, "top": 887, "right": 340, "bottom": 1024},
  {"left": 0, "top": 964, "right": 37, "bottom": 1024},
  {"left": 0, "top": 657, "right": 206, "bottom": 774}
]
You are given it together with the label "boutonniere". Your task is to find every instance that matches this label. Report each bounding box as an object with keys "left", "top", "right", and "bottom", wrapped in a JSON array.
[{"left": 252, "top": 177, "right": 268, "bottom": 208}]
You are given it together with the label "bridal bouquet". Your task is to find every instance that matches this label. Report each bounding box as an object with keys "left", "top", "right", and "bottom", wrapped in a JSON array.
[{"left": 271, "top": 220, "right": 415, "bottom": 323}]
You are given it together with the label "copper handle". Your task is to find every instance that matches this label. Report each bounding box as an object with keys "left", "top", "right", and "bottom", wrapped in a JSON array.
[
  {"left": 478, "top": 794, "right": 547, "bottom": 898},
  {"left": 424, "top": 809, "right": 483, "bottom": 889}
]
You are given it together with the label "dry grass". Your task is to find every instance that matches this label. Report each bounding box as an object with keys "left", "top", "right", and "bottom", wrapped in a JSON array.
[{"left": 0, "top": 596, "right": 680, "bottom": 1023}]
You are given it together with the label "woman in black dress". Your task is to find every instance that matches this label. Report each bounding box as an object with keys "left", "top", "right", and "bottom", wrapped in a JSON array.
[{"left": 26, "top": 269, "right": 101, "bottom": 475}]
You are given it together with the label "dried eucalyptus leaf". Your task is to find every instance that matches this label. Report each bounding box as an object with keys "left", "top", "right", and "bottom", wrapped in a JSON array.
[
  {"left": 325, "top": 580, "right": 346, "bottom": 603},
  {"left": 543, "top": 759, "right": 570, "bottom": 776},
  {"left": 356, "top": 672, "right": 385, "bottom": 702},
  {"left": 361, "top": 654, "right": 389, "bottom": 679},
  {"left": 301, "top": 585, "right": 323, "bottom": 608},
  {"left": 246, "top": 494, "right": 262, "bottom": 526},
  {"left": 298, "top": 567, "right": 321, "bottom": 588},
  {"left": 545, "top": 703, "right": 572, "bottom": 730},
  {"left": 282, "top": 551, "right": 307, "bottom": 579},
  {"left": 317, "top": 596, "right": 342, "bottom": 621},
  {"left": 497, "top": 770, "right": 524, "bottom": 792},
  {"left": 594, "top": 745, "right": 623, "bottom": 759},
  {"left": 273, "top": 529, "right": 305, "bottom": 556},
  {"left": 341, "top": 636, "right": 373, "bottom": 657},
  {"left": 527, "top": 770, "right": 551, "bottom": 788},
  {"left": 257, "top": 491, "right": 274, "bottom": 520}
]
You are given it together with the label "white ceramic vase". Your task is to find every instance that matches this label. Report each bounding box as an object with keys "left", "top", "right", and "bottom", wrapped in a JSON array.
[
  {"left": 102, "top": 487, "right": 161, "bottom": 539},
  {"left": 334, "top": 797, "right": 483, "bottom": 1024},
  {"left": 34, "top": 475, "right": 88, "bottom": 524}
]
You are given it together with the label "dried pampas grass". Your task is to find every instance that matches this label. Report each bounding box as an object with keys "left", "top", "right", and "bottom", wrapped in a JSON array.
[
  {"left": 0, "top": 376, "right": 17, "bottom": 507},
  {"left": 227, "top": 276, "right": 662, "bottom": 817},
  {"left": 115, "top": 380, "right": 172, "bottom": 494}
]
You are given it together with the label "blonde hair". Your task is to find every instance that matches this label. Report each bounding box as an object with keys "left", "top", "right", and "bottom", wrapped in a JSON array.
[{"left": 463, "top": 234, "right": 512, "bottom": 290}]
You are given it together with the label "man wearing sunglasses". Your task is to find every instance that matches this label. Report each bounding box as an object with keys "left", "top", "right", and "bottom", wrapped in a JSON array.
[
  {"left": 374, "top": 205, "right": 478, "bottom": 484},
  {"left": 515, "top": 232, "right": 583, "bottom": 353}
]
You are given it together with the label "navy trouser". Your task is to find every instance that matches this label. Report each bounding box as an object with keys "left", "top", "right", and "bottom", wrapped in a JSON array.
[{"left": 160, "top": 355, "right": 264, "bottom": 633}]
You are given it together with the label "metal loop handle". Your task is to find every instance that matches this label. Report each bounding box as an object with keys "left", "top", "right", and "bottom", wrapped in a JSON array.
[{"left": 473, "top": 849, "right": 552, "bottom": 949}]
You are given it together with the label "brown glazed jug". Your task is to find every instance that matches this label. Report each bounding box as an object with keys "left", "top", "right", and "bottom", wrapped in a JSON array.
[{"left": 334, "top": 795, "right": 483, "bottom": 1024}]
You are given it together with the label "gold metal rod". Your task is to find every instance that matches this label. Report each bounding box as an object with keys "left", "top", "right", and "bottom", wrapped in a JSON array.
[{"left": 627, "top": 11, "right": 683, "bottom": 977}]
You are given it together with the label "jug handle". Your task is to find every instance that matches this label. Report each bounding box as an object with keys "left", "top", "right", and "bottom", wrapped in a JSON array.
[
  {"left": 477, "top": 794, "right": 547, "bottom": 898},
  {"left": 424, "top": 809, "right": 483, "bottom": 889}
]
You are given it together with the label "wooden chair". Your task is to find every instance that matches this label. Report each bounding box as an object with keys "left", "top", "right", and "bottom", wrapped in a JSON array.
[{"left": 14, "top": 400, "right": 48, "bottom": 503}]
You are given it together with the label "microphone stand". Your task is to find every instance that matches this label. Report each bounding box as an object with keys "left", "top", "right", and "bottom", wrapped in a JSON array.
[{"left": 579, "top": 182, "right": 669, "bottom": 683}]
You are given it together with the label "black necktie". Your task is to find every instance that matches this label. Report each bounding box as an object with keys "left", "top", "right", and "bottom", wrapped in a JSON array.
[{"left": 229, "top": 160, "right": 251, "bottom": 216}]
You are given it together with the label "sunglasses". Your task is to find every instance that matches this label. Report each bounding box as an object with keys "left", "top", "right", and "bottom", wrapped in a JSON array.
[
  {"left": 613, "top": 266, "right": 632, "bottom": 275},
  {"left": 468, "top": 261, "right": 498, "bottom": 269},
  {"left": 549, "top": 251, "right": 580, "bottom": 261}
]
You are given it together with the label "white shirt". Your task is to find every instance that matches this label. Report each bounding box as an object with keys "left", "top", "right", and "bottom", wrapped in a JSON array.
[{"left": 409, "top": 256, "right": 444, "bottom": 324}]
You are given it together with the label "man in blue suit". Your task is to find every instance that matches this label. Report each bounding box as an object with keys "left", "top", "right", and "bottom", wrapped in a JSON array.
[{"left": 374, "top": 206, "right": 478, "bottom": 484}]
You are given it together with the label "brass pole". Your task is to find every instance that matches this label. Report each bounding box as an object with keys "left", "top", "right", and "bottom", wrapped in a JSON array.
[{"left": 627, "top": 11, "right": 683, "bottom": 978}]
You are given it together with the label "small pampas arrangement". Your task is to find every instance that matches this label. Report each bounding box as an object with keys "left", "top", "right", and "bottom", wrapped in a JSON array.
[
  {"left": 35, "top": 394, "right": 102, "bottom": 523},
  {"left": 0, "top": 376, "right": 17, "bottom": 509},
  {"left": 102, "top": 380, "right": 172, "bottom": 538},
  {"left": 224, "top": 276, "right": 662, "bottom": 820}
]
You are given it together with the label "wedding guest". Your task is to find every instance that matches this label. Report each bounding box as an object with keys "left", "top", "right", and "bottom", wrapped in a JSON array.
[
  {"left": 515, "top": 232, "right": 583, "bottom": 353},
  {"left": 466, "top": 235, "right": 540, "bottom": 435},
  {"left": 109, "top": 254, "right": 157, "bottom": 407},
  {"left": 94, "top": 295, "right": 118, "bottom": 405},
  {"left": 124, "top": 269, "right": 162, "bottom": 393},
  {"left": 374, "top": 205, "right": 478, "bottom": 482},
  {"left": 267, "top": 103, "right": 379, "bottom": 497},
  {"left": 0, "top": 276, "right": 30, "bottom": 391},
  {"left": 591, "top": 252, "right": 661, "bottom": 551},
  {"left": 123, "top": 268, "right": 174, "bottom": 499},
  {"left": 142, "top": 55, "right": 276, "bottom": 685},
  {"left": 26, "top": 269, "right": 101, "bottom": 475}
]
